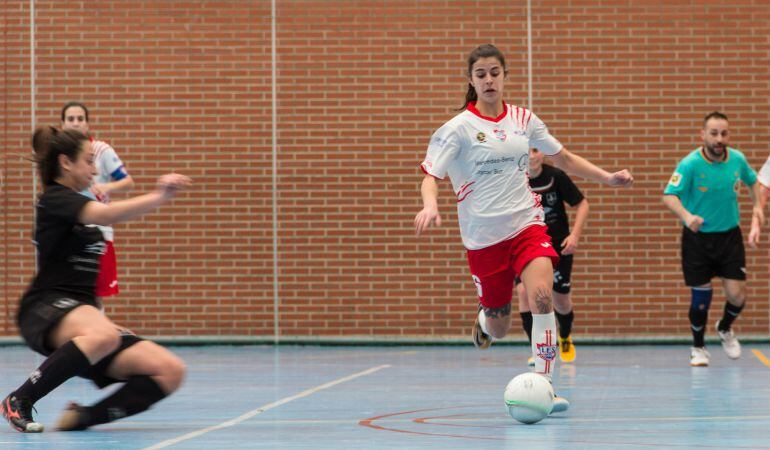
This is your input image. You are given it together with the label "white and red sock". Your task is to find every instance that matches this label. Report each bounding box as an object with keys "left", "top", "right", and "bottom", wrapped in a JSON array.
[{"left": 531, "top": 313, "right": 558, "bottom": 381}]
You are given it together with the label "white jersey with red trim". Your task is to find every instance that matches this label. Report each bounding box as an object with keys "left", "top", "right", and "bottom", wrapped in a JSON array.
[
  {"left": 420, "top": 102, "right": 563, "bottom": 250},
  {"left": 80, "top": 138, "right": 130, "bottom": 242}
]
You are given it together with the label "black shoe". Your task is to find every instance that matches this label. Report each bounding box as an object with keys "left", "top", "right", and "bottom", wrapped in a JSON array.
[
  {"left": 1, "top": 395, "right": 44, "bottom": 433},
  {"left": 56, "top": 402, "right": 91, "bottom": 431}
]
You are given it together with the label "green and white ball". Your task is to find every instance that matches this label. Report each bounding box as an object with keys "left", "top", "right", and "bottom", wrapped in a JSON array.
[{"left": 504, "top": 372, "right": 554, "bottom": 424}]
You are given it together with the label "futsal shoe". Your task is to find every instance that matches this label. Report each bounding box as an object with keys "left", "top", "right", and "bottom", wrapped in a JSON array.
[
  {"left": 527, "top": 356, "right": 535, "bottom": 367},
  {"left": 55, "top": 402, "right": 90, "bottom": 431},
  {"left": 1, "top": 395, "right": 44, "bottom": 433},
  {"left": 690, "top": 347, "right": 710, "bottom": 367},
  {"left": 551, "top": 395, "right": 570, "bottom": 413},
  {"left": 471, "top": 305, "right": 492, "bottom": 349},
  {"left": 715, "top": 320, "right": 741, "bottom": 359},
  {"left": 559, "top": 335, "right": 576, "bottom": 363}
]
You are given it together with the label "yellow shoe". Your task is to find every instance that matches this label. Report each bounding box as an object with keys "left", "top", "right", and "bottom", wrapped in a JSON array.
[{"left": 559, "top": 335, "right": 576, "bottom": 363}]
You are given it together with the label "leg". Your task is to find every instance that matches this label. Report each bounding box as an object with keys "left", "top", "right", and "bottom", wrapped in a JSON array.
[
  {"left": 553, "top": 292, "right": 576, "bottom": 363},
  {"left": 57, "top": 340, "right": 186, "bottom": 430},
  {"left": 520, "top": 257, "right": 558, "bottom": 379},
  {"left": 715, "top": 278, "right": 744, "bottom": 359},
  {"left": 517, "top": 281, "right": 533, "bottom": 343},
  {"left": 4, "top": 304, "right": 121, "bottom": 433}
]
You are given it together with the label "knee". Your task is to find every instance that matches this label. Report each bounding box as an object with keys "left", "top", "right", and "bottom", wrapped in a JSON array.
[
  {"left": 159, "top": 354, "right": 187, "bottom": 393},
  {"left": 79, "top": 327, "right": 122, "bottom": 360}
]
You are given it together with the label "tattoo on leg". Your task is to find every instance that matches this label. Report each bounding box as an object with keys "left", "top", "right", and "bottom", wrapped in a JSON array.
[
  {"left": 483, "top": 303, "right": 511, "bottom": 319},
  {"left": 534, "top": 287, "right": 553, "bottom": 314}
]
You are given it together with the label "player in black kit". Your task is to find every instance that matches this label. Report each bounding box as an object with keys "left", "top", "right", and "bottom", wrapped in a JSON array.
[
  {"left": 517, "top": 148, "right": 588, "bottom": 365},
  {"left": 1, "top": 126, "right": 190, "bottom": 432}
]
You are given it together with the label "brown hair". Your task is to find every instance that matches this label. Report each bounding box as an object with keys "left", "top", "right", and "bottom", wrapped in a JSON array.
[
  {"left": 457, "top": 44, "right": 507, "bottom": 111},
  {"left": 31, "top": 126, "right": 89, "bottom": 185}
]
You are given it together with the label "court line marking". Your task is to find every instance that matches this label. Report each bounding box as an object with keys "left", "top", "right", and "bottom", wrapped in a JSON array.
[
  {"left": 751, "top": 349, "right": 770, "bottom": 367},
  {"left": 143, "top": 364, "right": 390, "bottom": 449}
]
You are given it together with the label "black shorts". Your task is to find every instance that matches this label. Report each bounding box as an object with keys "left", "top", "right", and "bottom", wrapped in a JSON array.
[
  {"left": 515, "top": 238, "right": 574, "bottom": 294},
  {"left": 17, "top": 292, "right": 144, "bottom": 388},
  {"left": 681, "top": 226, "right": 746, "bottom": 286}
]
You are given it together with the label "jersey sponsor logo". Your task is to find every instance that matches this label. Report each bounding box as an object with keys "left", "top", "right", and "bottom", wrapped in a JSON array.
[
  {"left": 540, "top": 242, "right": 551, "bottom": 248},
  {"left": 545, "top": 192, "right": 558, "bottom": 206},
  {"left": 52, "top": 298, "right": 80, "bottom": 310},
  {"left": 85, "top": 242, "right": 107, "bottom": 255},
  {"left": 476, "top": 132, "right": 486, "bottom": 143},
  {"left": 698, "top": 186, "right": 708, "bottom": 192},
  {"left": 493, "top": 128, "right": 507, "bottom": 142},
  {"left": 668, "top": 172, "right": 682, "bottom": 187}
]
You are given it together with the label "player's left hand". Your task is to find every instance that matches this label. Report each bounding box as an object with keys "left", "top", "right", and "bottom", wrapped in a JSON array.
[
  {"left": 560, "top": 234, "right": 579, "bottom": 255},
  {"left": 607, "top": 170, "right": 633, "bottom": 187}
]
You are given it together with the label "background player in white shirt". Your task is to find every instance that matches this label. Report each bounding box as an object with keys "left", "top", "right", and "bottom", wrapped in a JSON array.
[
  {"left": 414, "top": 44, "right": 633, "bottom": 412},
  {"left": 61, "top": 102, "right": 134, "bottom": 304}
]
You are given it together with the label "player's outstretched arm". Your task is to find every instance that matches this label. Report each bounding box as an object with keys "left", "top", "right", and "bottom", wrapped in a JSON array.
[
  {"left": 414, "top": 174, "right": 442, "bottom": 235},
  {"left": 80, "top": 173, "right": 191, "bottom": 226},
  {"left": 550, "top": 147, "right": 633, "bottom": 187}
]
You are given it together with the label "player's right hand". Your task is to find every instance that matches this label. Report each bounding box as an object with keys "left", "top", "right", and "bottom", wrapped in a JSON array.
[
  {"left": 157, "top": 173, "right": 192, "bottom": 197},
  {"left": 685, "top": 214, "right": 704, "bottom": 232},
  {"left": 414, "top": 206, "right": 441, "bottom": 236}
]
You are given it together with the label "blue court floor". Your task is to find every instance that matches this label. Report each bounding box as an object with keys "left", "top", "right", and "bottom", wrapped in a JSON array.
[{"left": 1, "top": 344, "right": 769, "bottom": 449}]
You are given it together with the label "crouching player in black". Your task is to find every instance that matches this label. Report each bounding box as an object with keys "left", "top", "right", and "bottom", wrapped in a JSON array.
[{"left": 1, "top": 126, "right": 190, "bottom": 432}]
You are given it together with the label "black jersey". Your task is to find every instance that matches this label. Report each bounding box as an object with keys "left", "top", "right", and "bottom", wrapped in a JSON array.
[
  {"left": 530, "top": 164, "right": 584, "bottom": 241},
  {"left": 20, "top": 183, "right": 105, "bottom": 309}
]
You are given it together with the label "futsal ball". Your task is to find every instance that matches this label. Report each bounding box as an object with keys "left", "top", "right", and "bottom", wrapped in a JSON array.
[{"left": 503, "top": 372, "right": 554, "bottom": 424}]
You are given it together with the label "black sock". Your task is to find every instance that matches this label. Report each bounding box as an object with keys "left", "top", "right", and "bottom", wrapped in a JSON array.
[
  {"left": 718, "top": 302, "right": 745, "bottom": 331},
  {"left": 520, "top": 312, "right": 533, "bottom": 344},
  {"left": 689, "top": 308, "right": 708, "bottom": 348},
  {"left": 13, "top": 341, "right": 91, "bottom": 405},
  {"left": 555, "top": 310, "right": 574, "bottom": 339},
  {"left": 83, "top": 376, "right": 168, "bottom": 427}
]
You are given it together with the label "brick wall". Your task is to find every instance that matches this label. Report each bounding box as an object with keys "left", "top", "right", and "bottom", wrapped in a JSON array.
[{"left": 1, "top": 0, "right": 769, "bottom": 340}]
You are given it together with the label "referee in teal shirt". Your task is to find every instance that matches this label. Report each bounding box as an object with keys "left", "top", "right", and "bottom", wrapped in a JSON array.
[{"left": 663, "top": 111, "right": 764, "bottom": 367}]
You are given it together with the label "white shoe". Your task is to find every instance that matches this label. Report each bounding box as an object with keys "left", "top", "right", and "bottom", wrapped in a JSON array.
[
  {"left": 690, "top": 347, "right": 710, "bottom": 366},
  {"left": 716, "top": 320, "right": 741, "bottom": 359},
  {"left": 551, "top": 395, "right": 570, "bottom": 413}
]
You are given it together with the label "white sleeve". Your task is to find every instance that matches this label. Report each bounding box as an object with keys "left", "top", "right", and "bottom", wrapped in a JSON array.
[
  {"left": 98, "top": 143, "right": 128, "bottom": 180},
  {"left": 527, "top": 112, "right": 562, "bottom": 156},
  {"left": 420, "top": 124, "right": 462, "bottom": 179},
  {"left": 758, "top": 156, "right": 770, "bottom": 188}
]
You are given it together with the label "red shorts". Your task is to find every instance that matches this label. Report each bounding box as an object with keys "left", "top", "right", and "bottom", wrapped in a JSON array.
[
  {"left": 466, "top": 225, "right": 559, "bottom": 309},
  {"left": 95, "top": 241, "right": 119, "bottom": 297}
]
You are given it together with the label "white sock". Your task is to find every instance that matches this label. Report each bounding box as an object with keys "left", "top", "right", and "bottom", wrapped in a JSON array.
[
  {"left": 531, "top": 313, "right": 558, "bottom": 381},
  {"left": 478, "top": 309, "right": 491, "bottom": 336}
]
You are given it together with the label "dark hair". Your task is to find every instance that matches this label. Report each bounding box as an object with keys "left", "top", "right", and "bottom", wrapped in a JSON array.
[
  {"left": 458, "top": 44, "right": 507, "bottom": 111},
  {"left": 32, "top": 126, "right": 89, "bottom": 185},
  {"left": 703, "top": 111, "right": 728, "bottom": 127},
  {"left": 60, "top": 101, "right": 90, "bottom": 122}
]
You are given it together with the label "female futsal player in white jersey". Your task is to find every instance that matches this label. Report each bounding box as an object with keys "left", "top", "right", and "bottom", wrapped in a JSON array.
[{"left": 414, "top": 44, "right": 633, "bottom": 413}]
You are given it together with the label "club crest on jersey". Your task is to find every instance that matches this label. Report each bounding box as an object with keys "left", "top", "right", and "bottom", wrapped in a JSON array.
[
  {"left": 493, "top": 128, "right": 507, "bottom": 142},
  {"left": 476, "top": 132, "right": 486, "bottom": 143},
  {"left": 536, "top": 343, "right": 558, "bottom": 361}
]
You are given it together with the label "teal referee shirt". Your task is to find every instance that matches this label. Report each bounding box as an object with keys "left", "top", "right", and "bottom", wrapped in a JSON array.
[{"left": 664, "top": 147, "right": 756, "bottom": 233}]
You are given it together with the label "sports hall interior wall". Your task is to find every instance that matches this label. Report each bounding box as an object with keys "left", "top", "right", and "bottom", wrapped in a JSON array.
[{"left": 1, "top": 1, "right": 769, "bottom": 342}]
